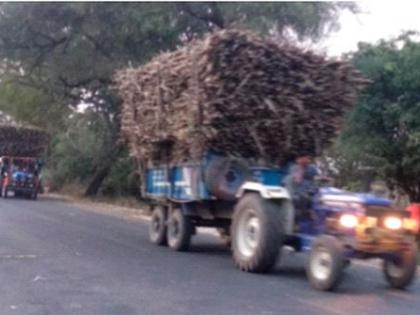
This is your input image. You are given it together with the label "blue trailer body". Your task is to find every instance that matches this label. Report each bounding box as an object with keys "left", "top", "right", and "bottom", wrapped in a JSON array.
[
  {"left": 146, "top": 164, "right": 211, "bottom": 201},
  {"left": 145, "top": 156, "right": 287, "bottom": 202}
]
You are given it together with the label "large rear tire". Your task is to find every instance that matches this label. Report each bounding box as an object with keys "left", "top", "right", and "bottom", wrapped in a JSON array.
[
  {"left": 306, "top": 235, "right": 346, "bottom": 291},
  {"left": 149, "top": 206, "right": 167, "bottom": 246},
  {"left": 383, "top": 241, "right": 418, "bottom": 289},
  {"left": 231, "top": 193, "right": 284, "bottom": 273},
  {"left": 167, "top": 208, "right": 193, "bottom": 251}
]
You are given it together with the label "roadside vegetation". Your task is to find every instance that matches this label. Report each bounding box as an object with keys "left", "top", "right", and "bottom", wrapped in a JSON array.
[
  {"left": 0, "top": 2, "right": 357, "bottom": 198},
  {"left": 0, "top": 3, "right": 419, "bottom": 209}
]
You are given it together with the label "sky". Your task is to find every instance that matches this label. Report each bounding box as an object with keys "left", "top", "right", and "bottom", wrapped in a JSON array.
[{"left": 323, "top": 0, "right": 420, "bottom": 56}]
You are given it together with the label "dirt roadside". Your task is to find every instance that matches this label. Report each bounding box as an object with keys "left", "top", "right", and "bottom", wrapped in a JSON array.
[{"left": 44, "top": 193, "right": 152, "bottom": 223}]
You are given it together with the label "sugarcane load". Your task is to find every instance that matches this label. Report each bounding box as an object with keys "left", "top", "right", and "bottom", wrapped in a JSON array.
[
  {"left": 0, "top": 124, "right": 49, "bottom": 157},
  {"left": 114, "top": 29, "right": 418, "bottom": 292},
  {"left": 114, "top": 29, "right": 368, "bottom": 165}
]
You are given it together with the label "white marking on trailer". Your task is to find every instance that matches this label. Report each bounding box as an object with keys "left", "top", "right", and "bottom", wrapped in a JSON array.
[
  {"left": 153, "top": 182, "right": 170, "bottom": 187},
  {"left": 175, "top": 181, "right": 192, "bottom": 196}
]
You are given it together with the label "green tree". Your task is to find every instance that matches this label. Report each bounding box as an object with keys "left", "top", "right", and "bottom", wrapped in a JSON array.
[
  {"left": 0, "top": 2, "right": 357, "bottom": 196},
  {"left": 0, "top": 81, "right": 68, "bottom": 133},
  {"left": 338, "top": 33, "right": 420, "bottom": 201}
]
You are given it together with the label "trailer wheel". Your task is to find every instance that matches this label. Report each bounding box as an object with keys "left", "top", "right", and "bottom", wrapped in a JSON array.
[
  {"left": 383, "top": 241, "right": 418, "bottom": 289},
  {"left": 306, "top": 235, "right": 346, "bottom": 291},
  {"left": 167, "top": 208, "right": 193, "bottom": 251},
  {"left": 231, "top": 193, "right": 284, "bottom": 273},
  {"left": 217, "top": 227, "right": 232, "bottom": 248},
  {"left": 149, "top": 206, "right": 167, "bottom": 246}
]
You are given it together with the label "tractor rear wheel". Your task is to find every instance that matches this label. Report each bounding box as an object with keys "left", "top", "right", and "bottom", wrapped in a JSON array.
[
  {"left": 383, "top": 241, "right": 418, "bottom": 289},
  {"left": 231, "top": 193, "right": 284, "bottom": 273}
]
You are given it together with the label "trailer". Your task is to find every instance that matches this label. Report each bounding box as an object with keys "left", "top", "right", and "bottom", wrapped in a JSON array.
[{"left": 0, "top": 156, "right": 42, "bottom": 200}]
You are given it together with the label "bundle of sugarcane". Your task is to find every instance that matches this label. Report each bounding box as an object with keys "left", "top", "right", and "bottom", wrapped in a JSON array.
[
  {"left": 0, "top": 125, "right": 49, "bottom": 157},
  {"left": 115, "top": 29, "right": 368, "bottom": 165}
]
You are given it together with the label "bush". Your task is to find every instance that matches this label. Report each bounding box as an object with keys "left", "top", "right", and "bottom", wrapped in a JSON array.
[{"left": 101, "top": 152, "right": 140, "bottom": 197}]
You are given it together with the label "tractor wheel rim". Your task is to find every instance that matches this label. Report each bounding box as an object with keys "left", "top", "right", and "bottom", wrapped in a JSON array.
[
  {"left": 311, "top": 248, "right": 332, "bottom": 281},
  {"left": 237, "top": 209, "right": 261, "bottom": 258},
  {"left": 387, "top": 258, "right": 405, "bottom": 278}
]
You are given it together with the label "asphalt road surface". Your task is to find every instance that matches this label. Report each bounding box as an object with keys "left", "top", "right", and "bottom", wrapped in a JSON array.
[{"left": 0, "top": 197, "right": 419, "bottom": 315}]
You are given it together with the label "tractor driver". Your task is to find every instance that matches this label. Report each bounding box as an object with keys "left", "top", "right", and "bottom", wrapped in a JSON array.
[{"left": 285, "top": 156, "right": 319, "bottom": 222}]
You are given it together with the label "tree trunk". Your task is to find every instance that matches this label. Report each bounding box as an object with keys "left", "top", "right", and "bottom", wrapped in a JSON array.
[
  {"left": 360, "top": 167, "right": 375, "bottom": 193},
  {"left": 84, "top": 144, "right": 123, "bottom": 197}
]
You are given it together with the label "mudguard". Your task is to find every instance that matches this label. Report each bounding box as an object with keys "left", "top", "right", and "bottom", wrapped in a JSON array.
[{"left": 236, "top": 182, "right": 294, "bottom": 234}]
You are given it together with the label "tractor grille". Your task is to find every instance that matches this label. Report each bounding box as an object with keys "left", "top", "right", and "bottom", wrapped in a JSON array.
[{"left": 365, "top": 205, "right": 409, "bottom": 228}]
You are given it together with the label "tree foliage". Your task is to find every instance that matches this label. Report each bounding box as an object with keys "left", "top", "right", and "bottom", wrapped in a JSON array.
[
  {"left": 0, "top": 81, "right": 68, "bottom": 133},
  {"left": 339, "top": 33, "right": 420, "bottom": 201},
  {"left": 0, "top": 2, "right": 357, "bottom": 196}
]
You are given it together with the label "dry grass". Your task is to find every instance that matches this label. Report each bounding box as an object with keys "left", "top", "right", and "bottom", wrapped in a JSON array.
[{"left": 46, "top": 182, "right": 150, "bottom": 222}]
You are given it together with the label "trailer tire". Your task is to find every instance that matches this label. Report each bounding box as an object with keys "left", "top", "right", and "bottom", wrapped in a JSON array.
[
  {"left": 231, "top": 193, "right": 284, "bottom": 273},
  {"left": 217, "top": 227, "right": 232, "bottom": 248},
  {"left": 383, "top": 241, "right": 418, "bottom": 289},
  {"left": 204, "top": 157, "right": 250, "bottom": 201},
  {"left": 167, "top": 208, "right": 193, "bottom": 251},
  {"left": 306, "top": 235, "right": 345, "bottom": 291},
  {"left": 149, "top": 206, "right": 167, "bottom": 246}
]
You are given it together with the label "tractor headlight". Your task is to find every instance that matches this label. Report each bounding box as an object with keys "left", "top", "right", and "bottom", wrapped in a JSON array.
[
  {"left": 384, "top": 216, "right": 402, "bottom": 230},
  {"left": 403, "top": 218, "right": 418, "bottom": 232},
  {"left": 339, "top": 214, "right": 358, "bottom": 229}
]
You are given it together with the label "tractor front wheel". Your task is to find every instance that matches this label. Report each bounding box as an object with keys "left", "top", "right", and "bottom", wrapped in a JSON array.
[
  {"left": 383, "top": 241, "right": 418, "bottom": 289},
  {"left": 306, "top": 235, "right": 346, "bottom": 291}
]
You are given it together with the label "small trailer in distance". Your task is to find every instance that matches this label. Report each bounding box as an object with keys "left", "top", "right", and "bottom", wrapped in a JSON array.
[{"left": 0, "top": 156, "right": 42, "bottom": 200}]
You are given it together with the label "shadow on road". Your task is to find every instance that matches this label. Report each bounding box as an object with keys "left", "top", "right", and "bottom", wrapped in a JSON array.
[
  {"left": 189, "top": 243, "right": 232, "bottom": 256},
  {"left": 188, "top": 241, "right": 420, "bottom": 295}
]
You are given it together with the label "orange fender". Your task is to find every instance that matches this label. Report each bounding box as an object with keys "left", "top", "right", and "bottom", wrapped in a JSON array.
[{"left": 406, "top": 203, "right": 420, "bottom": 234}]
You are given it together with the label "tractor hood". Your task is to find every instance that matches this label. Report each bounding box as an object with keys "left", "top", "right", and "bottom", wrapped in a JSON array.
[{"left": 319, "top": 187, "right": 392, "bottom": 207}]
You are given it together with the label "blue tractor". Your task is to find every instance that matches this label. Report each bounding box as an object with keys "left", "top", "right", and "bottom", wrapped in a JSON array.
[{"left": 145, "top": 153, "right": 418, "bottom": 291}]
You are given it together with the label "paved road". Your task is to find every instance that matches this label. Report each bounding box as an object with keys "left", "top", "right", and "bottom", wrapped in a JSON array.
[{"left": 0, "top": 198, "right": 419, "bottom": 315}]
